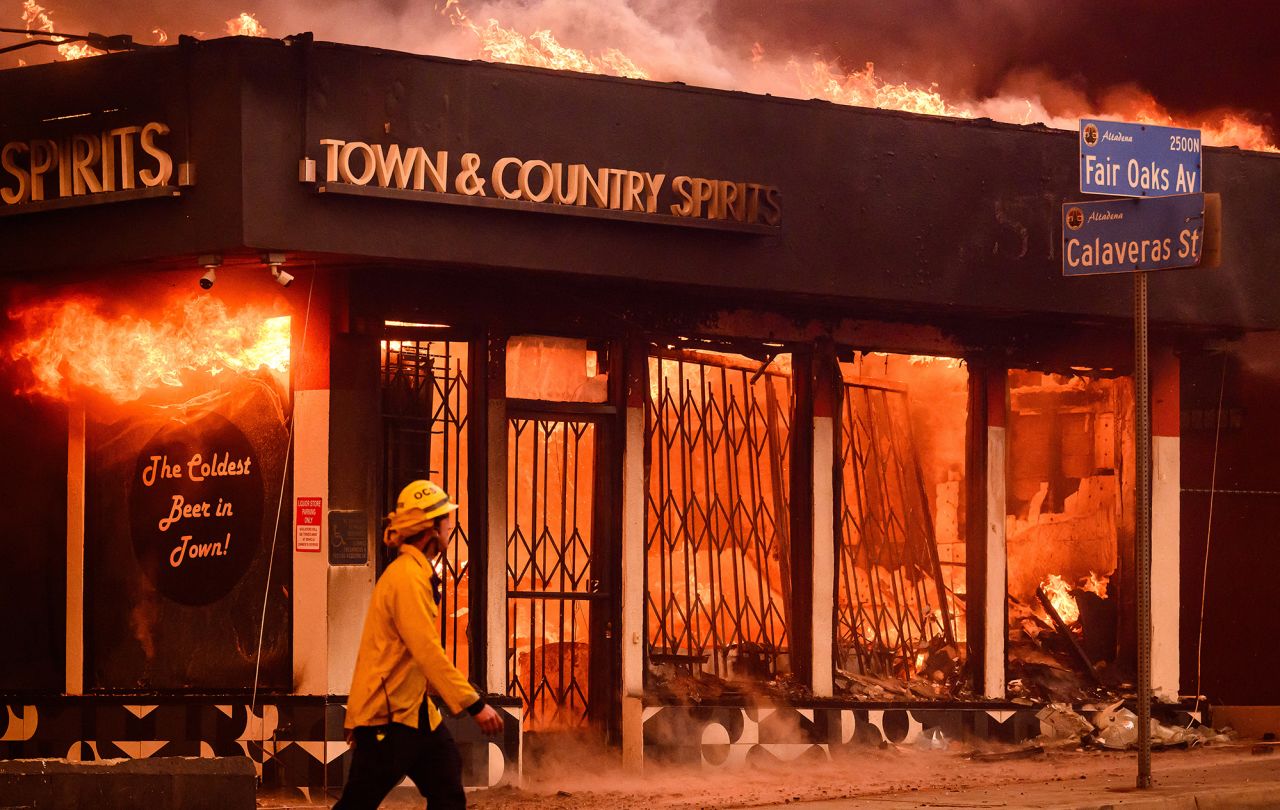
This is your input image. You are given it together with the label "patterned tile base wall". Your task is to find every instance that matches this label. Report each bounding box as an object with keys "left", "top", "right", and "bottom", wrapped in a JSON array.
[
  {"left": 642, "top": 704, "right": 1042, "bottom": 767},
  {"left": 0, "top": 697, "right": 522, "bottom": 799}
]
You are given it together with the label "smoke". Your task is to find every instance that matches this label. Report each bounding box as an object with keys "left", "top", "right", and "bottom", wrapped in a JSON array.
[
  {"left": 492, "top": 732, "right": 970, "bottom": 810},
  {"left": 3, "top": 0, "right": 1275, "bottom": 140}
]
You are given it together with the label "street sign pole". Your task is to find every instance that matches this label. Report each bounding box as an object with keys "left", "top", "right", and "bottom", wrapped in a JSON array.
[
  {"left": 1070, "top": 117, "right": 1213, "bottom": 791},
  {"left": 1134, "top": 271, "right": 1153, "bottom": 790}
]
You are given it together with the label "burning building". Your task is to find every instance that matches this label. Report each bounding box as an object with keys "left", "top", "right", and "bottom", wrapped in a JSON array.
[{"left": 1, "top": 31, "right": 1279, "bottom": 797}]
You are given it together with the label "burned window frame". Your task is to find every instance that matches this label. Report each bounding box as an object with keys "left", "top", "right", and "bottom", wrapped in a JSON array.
[
  {"left": 830, "top": 348, "right": 969, "bottom": 698},
  {"left": 642, "top": 339, "right": 804, "bottom": 689},
  {"left": 379, "top": 325, "right": 484, "bottom": 678}
]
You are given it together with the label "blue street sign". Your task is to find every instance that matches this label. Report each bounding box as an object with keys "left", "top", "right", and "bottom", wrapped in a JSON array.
[
  {"left": 1080, "top": 119, "right": 1202, "bottom": 197},
  {"left": 1063, "top": 193, "right": 1205, "bottom": 276}
]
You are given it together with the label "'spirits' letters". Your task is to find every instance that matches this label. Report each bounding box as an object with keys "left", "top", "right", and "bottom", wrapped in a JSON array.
[{"left": 0, "top": 121, "right": 174, "bottom": 206}]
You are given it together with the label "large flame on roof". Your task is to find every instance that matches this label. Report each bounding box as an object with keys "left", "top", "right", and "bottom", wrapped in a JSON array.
[
  {"left": 21, "top": 0, "right": 101, "bottom": 60},
  {"left": 225, "top": 11, "right": 267, "bottom": 37},
  {"left": 9, "top": 295, "right": 290, "bottom": 404},
  {"left": 796, "top": 61, "right": 966, "bottom": 119},
  {"left": 442, "top": 0, "right": 647, "bottom": 79},
  {"left": 6, "top": 2, "right": 1275, "bottom": 152}
]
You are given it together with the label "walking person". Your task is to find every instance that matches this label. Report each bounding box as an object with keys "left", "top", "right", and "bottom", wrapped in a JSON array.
[{"left": 335, "top": 480, "right": 503, "bottom": 809}]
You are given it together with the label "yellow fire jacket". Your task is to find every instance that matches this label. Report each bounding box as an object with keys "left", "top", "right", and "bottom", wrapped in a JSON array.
[{"left": 344, "top": 543, "right": 481, "bottom": 731}]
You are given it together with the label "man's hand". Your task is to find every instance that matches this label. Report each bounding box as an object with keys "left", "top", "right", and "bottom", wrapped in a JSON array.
[
  {"left": 344, "top": 727, "right": 354, "bottom": 746},
  {"left": 473, "top": 705, "right": 503, "bottom": 734}
]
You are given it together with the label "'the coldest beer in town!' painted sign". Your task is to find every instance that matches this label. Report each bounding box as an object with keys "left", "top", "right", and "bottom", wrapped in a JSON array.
[{"left": 1079, "top": 118, "right": 1203, "bottom": 197}]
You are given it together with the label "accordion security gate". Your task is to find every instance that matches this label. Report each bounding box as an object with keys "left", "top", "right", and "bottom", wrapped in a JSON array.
[
  {"left": 645, "top": 352, "right": 792, "bottom": 677},
  {"left": 380, "top": 338, "right": 472, "bottom": 674},
  {"left": 837, "top": 377, "right": 954, "bottom": 681},
  {"left": 507, "top": 414, "right": 598, "bottom": 731}
]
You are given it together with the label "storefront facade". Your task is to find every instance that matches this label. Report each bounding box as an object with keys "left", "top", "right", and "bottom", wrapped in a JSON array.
[{"left": 2, "top": 35, "right": 1279, "bottom": 796}]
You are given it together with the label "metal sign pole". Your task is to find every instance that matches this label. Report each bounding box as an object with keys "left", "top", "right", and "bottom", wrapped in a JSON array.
[{"left": 1134, "top": 271, "right": 1153, "bottom": 789}]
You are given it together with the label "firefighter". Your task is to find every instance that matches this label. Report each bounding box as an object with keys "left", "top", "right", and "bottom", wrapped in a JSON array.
[{"left": 335, "top": 480, "right": 503, "bottom": 809}]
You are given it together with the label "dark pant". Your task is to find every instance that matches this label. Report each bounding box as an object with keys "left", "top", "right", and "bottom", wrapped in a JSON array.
[{"left": 334, "top": 719, "right": 466, "bottom": 809}]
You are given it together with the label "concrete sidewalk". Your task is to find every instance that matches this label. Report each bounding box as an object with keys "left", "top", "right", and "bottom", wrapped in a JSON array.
[
  {"left": 747, "top": 750, "right": 1280, "bottom": 810},
  {"left": 259, "top": 745, "right": 1280, "bottom": 809}
]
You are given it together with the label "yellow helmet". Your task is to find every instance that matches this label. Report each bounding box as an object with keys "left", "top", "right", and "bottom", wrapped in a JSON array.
[{"left": 394, "top": 479, "right": 459, "bottom": 521}]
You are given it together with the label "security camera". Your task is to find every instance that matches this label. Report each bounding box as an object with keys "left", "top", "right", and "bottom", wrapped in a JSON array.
[
  {"left": 271, "top": 267, "right": 294, "bottom": 287},
  {"left": 199, "top": 268, "right": 217, "bottom": 289}
]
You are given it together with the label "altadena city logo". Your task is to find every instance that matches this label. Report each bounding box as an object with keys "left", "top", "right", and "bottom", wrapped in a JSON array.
[
  {"left": 1066, "top": 207, "right": 1085, "bottom": 231},
  {"left": 1083, "top": 124, "right": 1100, "bottom": 148}
]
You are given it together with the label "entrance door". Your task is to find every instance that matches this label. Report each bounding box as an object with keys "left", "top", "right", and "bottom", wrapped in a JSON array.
[{"left": 506, "top": 407, "right": 615, "bottom": 735}]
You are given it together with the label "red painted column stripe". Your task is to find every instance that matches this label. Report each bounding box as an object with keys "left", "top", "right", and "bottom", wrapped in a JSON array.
[{"left": 1152, "top": 347, "right": 1180, "bottom": 438}]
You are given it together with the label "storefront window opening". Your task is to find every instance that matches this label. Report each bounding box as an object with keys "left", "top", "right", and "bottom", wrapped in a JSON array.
[
  {"left": 645, "top": 347, "right": 794, "bottom": 696},
  {"left": 380, "top": 336, "right": 472, "bottom": 677},
  {"left": 506, "top": 335, "right": 609, "bottom": 403},
  {"left": 1005, "top": 369, "right": 1134, "bottom": 702},
  {"left": 834, "top": 352, "right": 968, "bottom": 699}
]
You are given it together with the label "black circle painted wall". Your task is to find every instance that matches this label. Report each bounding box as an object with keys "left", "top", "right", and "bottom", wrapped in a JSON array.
[{"left": 129, "top": 414, "right": 263, "bottom": 606}]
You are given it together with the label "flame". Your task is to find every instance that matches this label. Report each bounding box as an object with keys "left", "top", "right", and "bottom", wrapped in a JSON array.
[
  {"left": 153, "top": 27, "right": 168, "bottom": 45},
  {"left": 797, "top": 60, "right": 969, "bottom": 118},
  {"left": 9, "top": 295, "right": 290, "bottom": 404},
  {"left": 442, "top": 0, "right": 647, "bottom": 80},
  {"left": 1079, "top": 571, "right": 1109, "bottom": 599},
  {"left": 21, "top": 0, "right": 103, "bottom": 61},
  {"left": 225, "top": 11, "right": 268, "bottom": 37},
  {"left": 793, "top": 58, "right": 1275, "bottom": 152},
  {"left": 1040, "top": 573, "right": 1079, "bottom": 624}
]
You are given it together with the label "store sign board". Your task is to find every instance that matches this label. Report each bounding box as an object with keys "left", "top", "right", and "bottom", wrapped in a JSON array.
[
  {"left": 0, "top": 121, "right": 187, "bottom": 215},
  {"left": 301, "top": 138, "right": 781, "bottom": 233},
  {"left": 1079, "top": 119, "right": 1202, "bottom": 197},
  {"left": 1062, "top": 193, "right": 1205, "bottom": 276}
]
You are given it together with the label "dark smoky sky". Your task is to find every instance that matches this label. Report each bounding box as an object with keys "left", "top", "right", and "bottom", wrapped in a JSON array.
[
  {"left": 7, "top": 0, "right": 1278, "bottom": 126},
  {"left": 715, "top": 0, "right": 1280, "bottom": 124}
]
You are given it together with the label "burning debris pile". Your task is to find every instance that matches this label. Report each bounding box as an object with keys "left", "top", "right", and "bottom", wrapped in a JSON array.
[
  {"left": 1004, "top": 370, "right": 1135, "bottom": 704},
  {"left": 1008, "top": 571, "right": 1124, "bottom": 703}
]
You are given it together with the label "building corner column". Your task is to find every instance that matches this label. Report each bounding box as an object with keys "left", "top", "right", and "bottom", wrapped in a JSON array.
[
  {"left": 983, "top": 366, "right": 1007, "bottom": 699},
  {"left": 810, "top": 343, "right": 836, "bottom": 697},
  {"left": 66, "top": 404, "right": 85, "bottom": 695},
  {"left": 1151, "top": 347, "right": 1180, "bottom": 700},
  {"left": 485, "top": 334, "right": 509, "bottom": 696},
  {"left": 620, "top": 339, "right": 647, "bottom": 772},
  {"left": 293, "top": 268, "right": 333, "bottom": 696}
]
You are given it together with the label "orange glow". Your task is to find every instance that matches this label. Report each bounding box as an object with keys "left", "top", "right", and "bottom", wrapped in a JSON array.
[
  {"left": 153, "top": 27, "right": 168, "bottom": 44},
  {"left": 792, "top": 58, "right": 1275, "bottom": 152},
  {"left": 1040, "top": 573, "right": 1079, "bottom": 624},
  {"left": 225, "top": 11, "right": 268, "bottom": 37},
  {"left": 21, "top": 0, "right": 103, "bottom": 60},
  {"left": 797, "top": 60, "right": 968, "bottom": 118},
  {"left": 9, "top": 295, "right": 290, "bottom": 404},
  {"left": 442, "top": 0, "right": 647, "bottom": 79},
  {"left": 1079, "top": 571, "right": 1109, "bottom": 599}
]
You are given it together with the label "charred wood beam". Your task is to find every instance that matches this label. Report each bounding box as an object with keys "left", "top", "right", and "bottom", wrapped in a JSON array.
[
  {"left": 651, "top": 346, "right": 791, "bottom": 377},
  {"left": 1035, "top": 585, "right": 1102, "bottom": 685}
]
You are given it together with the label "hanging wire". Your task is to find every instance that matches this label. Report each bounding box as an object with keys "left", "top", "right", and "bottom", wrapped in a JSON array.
[
  {"left": 252, "top": 267, "right": 316, "bottom": 712},
  {"left": 1192, "top": 352, "right": 1228, "bottom": 719}
]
